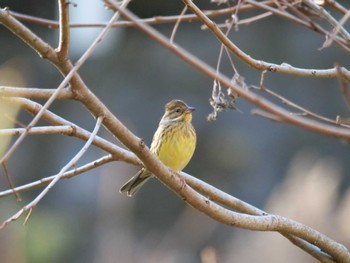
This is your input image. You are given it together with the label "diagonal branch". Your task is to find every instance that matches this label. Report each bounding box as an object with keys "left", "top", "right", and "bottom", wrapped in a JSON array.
[
  {"left": 2, "top": 1, "right": 349, "bottom": 261},
  {"left": 0, "top": 0, "right": 130, "bottom": 165},
  {"left": 182, "top": 172, "right": 334, "bottom": 262},
  {"left": 0, "top": 155, "right": 114, "bottom": 198},
  {"left": 183, "top": 0, "right": 350, "bottom": 78},
  {"left": 303, "top": 0, "right": 350, "bottom": 42},
  {"left": 245, "top": 0, "right": 350, "bottom": 52},
  {"left": 104, "top": 1, "right": 350, "bottom": 140},
  {"left": 0, "top": 97, "right": 139, "bottom": 165},
  {"left": 0, "top": 116, "right": 104, "bottom": 229},
  {"left": 98, "top": 1, "right": 350, "bottom": 262},
  {"left": 0, "top": 8, "right": 59, "bottom": 62}
]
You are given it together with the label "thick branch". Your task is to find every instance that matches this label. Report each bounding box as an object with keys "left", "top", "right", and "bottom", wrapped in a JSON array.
[
  {"left": 0, "top": 8, "right": 59, "bottom": 63},
  {"left": 1, "top": 1, "right": 349, "bottom": 261},
  {"left": 72, "top": 1, "right": 349, "bottom": 262}
]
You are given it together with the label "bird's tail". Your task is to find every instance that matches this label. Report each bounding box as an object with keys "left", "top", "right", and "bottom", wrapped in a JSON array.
[{"left": 119, "top": 169, "right": 152, "bottom": 197}]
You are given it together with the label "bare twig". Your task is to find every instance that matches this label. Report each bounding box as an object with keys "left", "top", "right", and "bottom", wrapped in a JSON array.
[
  {"left": 245, "top": 0, "right": 350, "bottom": 52},
  {"left": 0, "top": 125, "right": 74, "bottom": 136},
  {"left": 0, "top": 0, "right": 130, "bottom": 165},
  {"left": 57, "top": 0, "right": 70, "bottom": 58},
  {"left": 0, "top": 97, "right": 139, "bottom": 165},
  {"left": 325, "top": 0, "right": 348, "bottom": 14},
  {"left": 0, "top": 86, "right": 74, "bottom": 100},
  {"left": 7, "top": 4, "right": 259, "bottom": 28},
  {"left": 303, "top": 0, "right": 350, "bottom": 42},
  {"left": 250, "top": 84, "right": 350, "bottom": 128},
  {"left": 170, "top": 5, "right": 187, "bottom": 43},
  {"left": 336, "top": 64, "right": 350, "bottom": 109},
  {"left": 0, "top": 82, "right": 69, "bottom": 164},
  {"left": 106, "top": 1, "right": 350, "bottom": 139},
  {"left": 0, "top": 154, "right": 113, "bottom": 198},
  {"left": 322, "top": 9, "right": 350, "bottom": 49},
  {"left": 183, "top": 0, "right": 350, "bottom": 78},
  {"left": 251, "top": 108, "right": 281, "bottom": 121},
  {"left": 2, "top": 1, "right": 349, "bottom": 261},
  {"left": 1, "top": 162, "right": 21, "bottom": 201},
  {"left": 0, "top": 116, "right": 103, "bottom": 229},
  {"left": 103, "top": 2, "right": 350, "bottom": 262}
]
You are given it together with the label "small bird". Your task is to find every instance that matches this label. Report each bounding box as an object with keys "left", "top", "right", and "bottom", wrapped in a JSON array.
[{"left": 120, "top": 99, "right": 197, "bottom": 196}]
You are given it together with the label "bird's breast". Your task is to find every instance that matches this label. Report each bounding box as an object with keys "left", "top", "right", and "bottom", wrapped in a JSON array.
[{"left": 155, "top": 124, "right": 196, "bottom": 172}]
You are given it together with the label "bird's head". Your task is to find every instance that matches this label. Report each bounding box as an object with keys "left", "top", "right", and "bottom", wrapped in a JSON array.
[{"left": 162, "top": 99, "right": 195, "bottom": 124}]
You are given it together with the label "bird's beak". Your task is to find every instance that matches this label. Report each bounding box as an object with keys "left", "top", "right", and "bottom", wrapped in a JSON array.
[{"left": 186, "top": 106, "right": 195, "bottom": 113}]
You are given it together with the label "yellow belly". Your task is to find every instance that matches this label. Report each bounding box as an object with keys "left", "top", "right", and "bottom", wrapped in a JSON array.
[{"left": 156, "top": 126, "right": 196, "bottom": 171}]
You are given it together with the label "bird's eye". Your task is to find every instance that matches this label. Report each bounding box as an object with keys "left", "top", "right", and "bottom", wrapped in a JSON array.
[{"left": 175, "top": 107, "right": 181, "bottom": 113}]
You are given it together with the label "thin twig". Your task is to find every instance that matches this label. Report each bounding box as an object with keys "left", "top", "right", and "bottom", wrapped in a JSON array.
[
  {"left": 57, "top": 0, "right": 70, "bottom": 58},
  {"left": 184, "top": 0, "right": 350, "bottom": 78},
  {"left": 108, "top": 1, "right": 350, "bottom": 139},
  {"left": 2, "top": 0, "right": 348, "bottom": 261},
  {"left": 0, "top": 116, "right": 103, "bottom": 229},
  {"left": 0, "top": 0, "right": 130, "bottom": 165},
  {"left": 303, "top": 0, "right": 350, "bottom": 42},
  {"left": 245, "top": 0, "right": 350, "bottom": 52},
  {"left": 0, "top": 86, "right": 74, "bottom": 100},
  {"left": 1, "top": 163, "right": 21, "bottom": 201},
  {"left": 170, "top": 5, "right": 187, "bottom": 43},
  {"left": 0, "top": 125, "right": 74, "bottom": 136},
  {"left": 336, "top": 64, "right": 350, "bottom": 109},
  {"left": 0, "top": 82, "right": 69, "bottom": 164},
  {"left": 325, "top": 0, "right": 348, "bottom": 14},
  {"left": 7, "top": 4, "right": 260, "bottom": 28},
  {"left": 322, "top": 8, "right": 350, "bottom": 49},
  {"left": 0, "top": 97, "right": 139, "bottom": 165},
  {"left": 0, "top": 154, "right": 113, "bottom": 198},
  {"left": 250, "top": 84, "right": 350, "bottom": 128},
  {"left": 251, "top": 108, "right": 281, "bottom": 121},
  {"left": 104, "top": 2, "right": 350, "bottom": 262}
]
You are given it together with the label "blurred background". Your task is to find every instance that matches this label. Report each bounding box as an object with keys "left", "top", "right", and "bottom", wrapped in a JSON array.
[{"left": 0, "top": 0, "right": 349, "bottom": 262}]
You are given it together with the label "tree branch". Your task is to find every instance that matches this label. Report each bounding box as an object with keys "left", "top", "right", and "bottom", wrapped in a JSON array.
[
  {"left": 0, "top": 125, "right": 74, "bottom": 136},
  {"left": 0, "top": 8, "right": 59, "bottom": 62},
  {"left": 0, "top": 86, "right": 74, "bottom": 99},
  {"left": 96, "top": 1, "right": 350, "bottom": 261},
  {"left": 0, "top": 116, "right": 104, "bottom": 229},
  {"left": 1, "top": 1, "right": 349, "bottom": 261},
  {"left": 0, "top": 155, "right": 114, "bottom": 198},
  {"left": 7, "top": 4, "right": 259, "bottom": 28},
  {"left": 56, "top": 0, "right": 70, "bottom": 58},
  {"left": 0, "top": 97, "right": 139, "bottom": 165},
  {"left": 183, "top": 0, "right": 350, "bottom": 78},
  {"left": 105, "top": 1, "right": 350, "bottom": 140}
]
